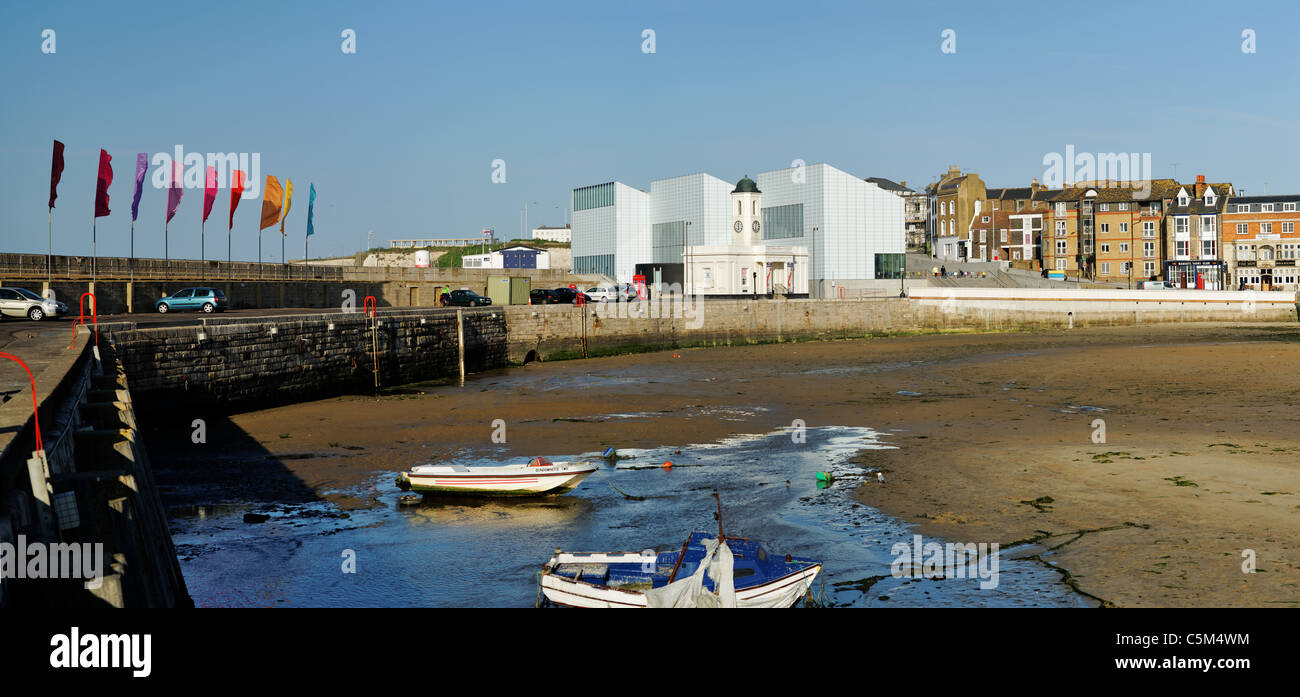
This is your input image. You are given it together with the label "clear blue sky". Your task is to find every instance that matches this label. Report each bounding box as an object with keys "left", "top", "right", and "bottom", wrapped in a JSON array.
[{"left": 1, "top": 0, "right": 1296, "bottom": 262}]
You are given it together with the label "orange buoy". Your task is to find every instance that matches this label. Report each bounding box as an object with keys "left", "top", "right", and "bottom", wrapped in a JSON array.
[{"left": 662, "top": 460, "right": 673, "bottom": 469}]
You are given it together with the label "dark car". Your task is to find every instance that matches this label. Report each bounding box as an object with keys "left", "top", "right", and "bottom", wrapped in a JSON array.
[
  {"left": 551, "top": 287, "right": 592, "bottom": 305},
  {"left": 529, "top": 289, "right": 559, "bottom": 305},
  {"left": 440, "top": 289, "right": 492, "bottom": 307},
  {"left": 155, "top": 287, "right": 228, "bottom": 314}
]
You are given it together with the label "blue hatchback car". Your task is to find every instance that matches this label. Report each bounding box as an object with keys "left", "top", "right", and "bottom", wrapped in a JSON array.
[{"left": 155, "top": 287, "right": 228, "bottom": 314}]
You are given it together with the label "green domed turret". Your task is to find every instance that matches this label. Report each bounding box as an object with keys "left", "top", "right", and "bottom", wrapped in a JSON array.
[{"left": 732, "top": 175, "right": 761, "bottom": 194}]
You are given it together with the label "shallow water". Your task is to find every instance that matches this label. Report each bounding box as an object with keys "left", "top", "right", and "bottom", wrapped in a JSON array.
[{"left": 169, "top": 427, "right": 1090, "bottom": 607}]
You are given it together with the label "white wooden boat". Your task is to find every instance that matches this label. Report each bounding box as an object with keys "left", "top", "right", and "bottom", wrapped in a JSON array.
[{"left": 396, "top": 457, "right": 597, "bottom": 496}]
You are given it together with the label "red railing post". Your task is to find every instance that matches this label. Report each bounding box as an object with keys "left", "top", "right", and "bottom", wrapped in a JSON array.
[
  {"left": 67, "top": 291, "right": 98, "bottom": 351},
  {"left": 0, "top": 352, "right": 43, "bottom": 455}
]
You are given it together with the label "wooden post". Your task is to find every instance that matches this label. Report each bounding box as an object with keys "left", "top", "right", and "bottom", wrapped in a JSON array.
[{"left": 456, "top": 308, "right": 466, "bottom": 386}]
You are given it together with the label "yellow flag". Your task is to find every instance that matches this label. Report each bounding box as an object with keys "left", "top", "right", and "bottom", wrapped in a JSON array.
[
  {"left": 259, "top": 175, "right": 283, "bottom": 231},
  {"left": 280, "top": 179, "right": 294, "bottom": 235}
]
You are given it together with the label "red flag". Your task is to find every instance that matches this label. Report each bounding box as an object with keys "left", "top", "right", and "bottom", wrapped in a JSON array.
[
  {"left": 228, "top": 170, "right": 245, "bottom": 230},
  {"left": 94, "top": 149, "right": 113, "bottom": 217},
  {"left": 49, "top": 140, "right": 65, "bottom": 209},
  {"left": 202, "top": 166, "right": 218, "bottom": 223}
]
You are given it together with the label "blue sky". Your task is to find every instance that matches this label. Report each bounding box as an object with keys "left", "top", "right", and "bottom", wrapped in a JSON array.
[{"left": 1, "top": 0, "right": 1297, "bottom": 261}]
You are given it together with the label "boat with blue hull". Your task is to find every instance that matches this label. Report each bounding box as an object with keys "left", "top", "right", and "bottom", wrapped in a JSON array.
[{"left": 541, "top": 501, "right": 822, "bottom": 608}]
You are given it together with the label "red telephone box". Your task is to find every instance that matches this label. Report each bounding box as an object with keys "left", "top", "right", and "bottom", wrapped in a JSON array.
[{"left": 633, "top": 274, "right": 647, "bottom": 300}]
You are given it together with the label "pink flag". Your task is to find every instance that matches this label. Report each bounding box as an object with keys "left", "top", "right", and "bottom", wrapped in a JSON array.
[
  {"left": 228, "top": 170, "right": 245, "bottom": 230},
  {"left": 165, "top": 160, "right": 183, "bottom": 223},
  {"left": 202, "top": 166, "right": 217, "bottom": 223}
]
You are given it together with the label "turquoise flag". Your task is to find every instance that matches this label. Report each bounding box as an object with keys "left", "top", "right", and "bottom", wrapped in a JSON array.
[{"left": 306, "top": 183, "right": 316, "bottom": 237}]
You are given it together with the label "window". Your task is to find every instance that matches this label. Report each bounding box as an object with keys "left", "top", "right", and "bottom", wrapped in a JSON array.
[
  {"left": 1119, "top": 222, "right": 1129, "bottom": 233},
  {"left": 1143, "top": 221, "right": 1156, "bottom": 237},
  {"left": 1178, "top": 193, "right": 1189, "bottom": 206},
  {"left": 1100, "top": 243, "right": 1111, "bottom": 253},
  {"left": 1176, "top": 240, "right": 1189, "bottom": 257},
  {"left": 1284, "top": 222, "right": 1295, "bottom": 234},
  {"left": 1285, "top": 203, "right": 1297, "bottom": 212},
  {"left": 1145, "top": 261, "right": 1156, "bottom": 276},
  {"left": 1101, "top": 262, "right": 1111, "bottom": 274},
  {"left": 1204, "top": 193, "right": 1215, "bottom": 205},
  {"left": 1056, "top": 202, "right": 1066, "bottom": 215},
  {"left": 761, "top": 203, "right": 804, "bottom": 241},
  {"left": 1056, "top": 258, "right": 1066, "bottom": 270},
  {"left": 1056, "top": 221, "right": 1066, "bottom": 236},
  {"left": 1100, "top": 223, "right": 1110, "bottom": 233},
  {"left": 1120, "top": 243, "right": 1129, "bottom": 253},
  {"left": 1262, "top": 204, "right": 1274, "bottom": 212},
  {"left": 1202, "top": 240, "right": 1217, "bottom": 258},
  {"left": 1119, "top": 203, "right": 1129, "bottom": 211},
  {"left": 1175, "top": 218, "right": 1189, "bottom": 234},
  {"left": 1144, "top": 241, "right": 1155, "bottom": 257},
  {"left": 980, "top": 230, "right": 987, "bottom": 242},
  {"left": 1099, "top": 203, "right": 1110, "bottom": 212},
  {"left": 1056, "top": 240, "right": 1067, "bottom": 255},
  {"left": 1237, "top": 223, "right": 1248, "bottom": 235},
  {"left": 1000, "top": 229, "right": 1008, "bottom": 243},
  {"left": 1237, "top": 204, "right": 1250, "bottom": 212},
  {"left": 982, "top": 216, "right": 989, "bottom": 223},
  {"left": 1262, "top": 223, "right": 1273, "bottom": 234},
  {"left": 1200, "top": 216, "right": 1216, "bottom": 234}
]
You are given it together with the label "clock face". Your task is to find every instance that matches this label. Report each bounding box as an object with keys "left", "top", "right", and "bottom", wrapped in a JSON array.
[
  {"left": 734, "top": 221, "right": 744, "bottom": 233},
  {"left": 752, "top": 220, "right": 761, "bottom": 233}
]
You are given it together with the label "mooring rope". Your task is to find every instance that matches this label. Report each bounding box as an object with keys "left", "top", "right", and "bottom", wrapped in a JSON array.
[{"left": 591, "top": 464, "right": 644, "bottom": 500}]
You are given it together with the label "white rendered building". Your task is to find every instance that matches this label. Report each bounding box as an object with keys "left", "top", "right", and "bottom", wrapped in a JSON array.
[
  {"left": 531, "top": 225, "right": 571, "bottom": 243},
  {"left": 570, "top": 163, "right": 903, "bottom": 295},
  {"left": 683, "top": 176, "right": 808, "bottom": 295}
]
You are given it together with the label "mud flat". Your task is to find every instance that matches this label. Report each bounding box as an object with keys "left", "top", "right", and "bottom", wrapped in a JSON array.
[{"left": 148, "top": 322, "right": 1300, "bottom": 607}]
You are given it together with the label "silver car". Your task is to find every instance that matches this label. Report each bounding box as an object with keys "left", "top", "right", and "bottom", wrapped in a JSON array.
[{"left": 0, "top": 287, "right": 69, "bottom": 321}]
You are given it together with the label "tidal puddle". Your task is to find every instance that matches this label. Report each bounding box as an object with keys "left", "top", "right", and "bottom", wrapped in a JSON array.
[{"left": 169, "top": 427, "right": 1089, "bottom": 607}]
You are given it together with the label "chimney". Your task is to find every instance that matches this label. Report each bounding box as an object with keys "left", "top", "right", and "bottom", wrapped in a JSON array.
[
  {"left": 1031, "top": 177, "right": 1041, "bottom": 193},
  {"left": 900, "top": 180, "right": 907, "bottom": 188},
  {"left": 1195, "top": 174, "right": 1207, "bottom": 198}
]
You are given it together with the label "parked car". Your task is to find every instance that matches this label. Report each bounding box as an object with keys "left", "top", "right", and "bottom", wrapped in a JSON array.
[
  {"left": 1140, "top": 280, "right": 1177, "bottom": 290},
  {"left": 551, "top": 287, "right": 592, "bottom": 305},
  {"left": 585, "top": 285, "right": 639, "bottom": 302},
  {"left": 441, "top": 289, "right": 492, "bottom": 307},
  {"left": 529, "top": 288, "right": 560, "bottom": 305},
  {"left": 155, "top": 287, "right": 228, "bottom": 314},
  {"left": 0, "top": 287, "right": 68, "bottom": 321}
]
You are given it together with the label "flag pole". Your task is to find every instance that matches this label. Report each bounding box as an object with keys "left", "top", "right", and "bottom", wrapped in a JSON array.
[
  {"left": 130, "top": 220, "right": 135, "bottom": 288},
  {"left": 258, "top": 228, "right": 262, "bottom": 279},
  {"left": 201, "top": 219, "right": 206, "bottom": 283},
  {"left": 92, "top": 217, "right": 97, "bottom": 284},
  {"left": 165, "top": 221, "right": 169, "bottom": 282},
  {"left": 47, "top": 209, "right": 52, "bottom": 284}
]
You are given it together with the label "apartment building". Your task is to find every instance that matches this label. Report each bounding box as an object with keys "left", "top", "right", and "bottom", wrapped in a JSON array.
[
  {"left": 1221, "top": 194, "right": 1300, "bottom": 290},
  {"left": 927, "top": 165, "right": 987, "bottom": 261},
  {"left": 1164, "top": 176, "right": 1232, "bottom": 289}
]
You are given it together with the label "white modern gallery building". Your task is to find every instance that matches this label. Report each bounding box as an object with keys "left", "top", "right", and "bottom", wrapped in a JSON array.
[{"left": 570, "top": 163, "right": 904, "bottom": 297}]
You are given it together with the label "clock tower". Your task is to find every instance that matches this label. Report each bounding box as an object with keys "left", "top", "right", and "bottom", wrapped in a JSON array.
[{"left": 731, "top": 175, "right": 761, "bottom": 245}]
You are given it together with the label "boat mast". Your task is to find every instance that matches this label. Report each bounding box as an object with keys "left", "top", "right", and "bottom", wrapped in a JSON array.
[{"left": 713, "top": 492, "right": 724, "bottom": 541}]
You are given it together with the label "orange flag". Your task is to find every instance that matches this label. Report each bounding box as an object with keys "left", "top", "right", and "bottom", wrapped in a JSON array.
[{"left": 260, "top": 175, "right": 283, "bottom": 230}]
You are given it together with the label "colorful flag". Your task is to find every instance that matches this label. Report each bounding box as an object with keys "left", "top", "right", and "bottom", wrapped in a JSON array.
[
  {"left": 306, "top": 183, "right": 316, "bottom": 237},
  {"left": 165, "top": 159, "right": 183, "bottom": 223},
  {"left": 49, "top": 140, "right": 65, "bottom": 209},
  {"left": 279, "top": 179, "right": 293, "bottom": 235},
  {"left": 94, "top": 149, "right": 113, "bottom": 217},
  {"left": 202, "top": 166, "right": 218, "bottom": 223},
  {"left": 260, "top": 175, "right": 283, "bottom": 230},
  {"left": 131, "top": 153, "right": 147, "bottom": 221},
  {"left": 229, "top": 170, "right": 245, "bottom": 230}
]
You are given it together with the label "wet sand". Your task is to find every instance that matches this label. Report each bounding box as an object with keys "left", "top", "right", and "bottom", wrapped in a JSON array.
[{"left": 156, "top": 322, "right": 1300, "bottom": 607}]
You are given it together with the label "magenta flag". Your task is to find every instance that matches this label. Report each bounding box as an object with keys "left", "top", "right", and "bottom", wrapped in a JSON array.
[
  {"left": 202, "top": 166, "right": 217, "bottom": 223},
  {"left": 131, "top": 153, "right": 147, "bottom": 222},
  {"left": 94, "top": 149, "right": 113, "bottom": 217},
  {"left": 165, "top": 160, "right": 183, "bottom": 224}
]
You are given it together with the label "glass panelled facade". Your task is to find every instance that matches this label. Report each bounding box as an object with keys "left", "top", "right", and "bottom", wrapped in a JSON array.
[
  {"left": 652, "top": 221, "right": 687, "bottom": 264},
  {"left": 761, "top": 203, "right": 804, "bottom": 240},
  {"left": 574, "top": 254, "right": 615, "bottom": 277},
  {"left": 573, "top": 183, "right": 615, "bottom": 212},
  {"left": 874, "top": 253, "right": 905, "bottom": 279}
]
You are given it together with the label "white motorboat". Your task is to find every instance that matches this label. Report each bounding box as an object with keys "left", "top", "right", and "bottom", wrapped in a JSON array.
[{"left": 396, "top": 456, "right": 597, "bottom": 497}]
